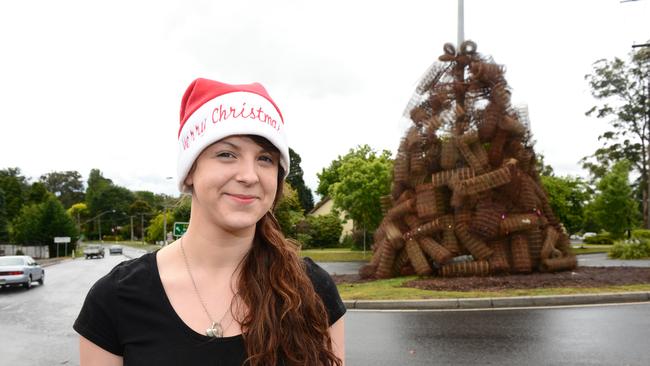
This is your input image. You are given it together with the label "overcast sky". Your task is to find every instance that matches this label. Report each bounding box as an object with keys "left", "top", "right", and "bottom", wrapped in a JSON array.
[{"left": 1, "top": 0, "right": 648, "bottom": 199}]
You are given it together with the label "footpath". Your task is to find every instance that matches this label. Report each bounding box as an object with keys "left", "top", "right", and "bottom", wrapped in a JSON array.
[{"left": 38, "top": 250, "right": 650, "bottom": 310}]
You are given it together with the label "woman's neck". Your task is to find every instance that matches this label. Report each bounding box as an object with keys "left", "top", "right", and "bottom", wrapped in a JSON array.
[{"left": 180, "top": 216, "right": 255, "bottom": 272}]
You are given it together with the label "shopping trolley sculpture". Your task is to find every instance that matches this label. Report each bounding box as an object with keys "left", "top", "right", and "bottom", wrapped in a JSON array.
[{"left": 360, "top": 41, "right": 577, "bottom": 279}]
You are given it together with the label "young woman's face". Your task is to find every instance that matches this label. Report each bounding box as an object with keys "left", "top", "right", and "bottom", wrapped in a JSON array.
[{"left": 185, "top": 135, "right": 280, "bottom": 233}]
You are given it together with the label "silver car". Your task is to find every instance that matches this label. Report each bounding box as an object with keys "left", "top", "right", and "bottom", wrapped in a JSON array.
[{"left": 0, "top": 256, "right": 45, "bottom": 289}]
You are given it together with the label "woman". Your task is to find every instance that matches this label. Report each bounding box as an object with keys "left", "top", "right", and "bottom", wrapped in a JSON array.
[{"left": 74, "top": 78, "right": 346, "bottom": 365}]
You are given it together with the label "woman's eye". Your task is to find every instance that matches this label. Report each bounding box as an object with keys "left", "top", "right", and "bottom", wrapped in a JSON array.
[
  {"left": 216, "top": 152, "right": 235, "bottom": 159},
  {"left": 259, "top": 155, "right": 274, "bottom": 164}
]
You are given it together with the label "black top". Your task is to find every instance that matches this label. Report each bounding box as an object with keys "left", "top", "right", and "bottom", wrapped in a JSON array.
[{"left": 73, "top": 252, "right": 346, "bottom": 366}]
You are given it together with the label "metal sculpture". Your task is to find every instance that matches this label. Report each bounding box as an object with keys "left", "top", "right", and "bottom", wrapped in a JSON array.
[{"left": 360, "top": 41, "right": 577, "bottom": 279}]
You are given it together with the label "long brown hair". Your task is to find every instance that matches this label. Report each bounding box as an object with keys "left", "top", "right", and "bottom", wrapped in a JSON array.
[{"left": 237, "top": 136, "right": 342, "bottom": 366}]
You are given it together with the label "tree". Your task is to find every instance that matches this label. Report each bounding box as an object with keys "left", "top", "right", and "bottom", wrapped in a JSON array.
[
  {"left": 316, "top": 144, "right": 377, "bottom": 197},
  {"left": 540, "top": 175, "right": 591, "bottom": 235},
  {"left": 39, "top": 195, "right": 79, "bottom": 256},
  {"left": 582, "top": 46, "right": 650, "bottom": 226},
  {"left": 85, "top": 169, "right": 113, "bottom": 210},
  {"left": 146, "top": 211, "right": 174, "bottom": 244},
  {"left": 592, "top": 161, "right": 638, "bottom": 239},
  {"left": 126, "top": 199, "right": 153, "bottom": 241},
  {"left": 0, "top": 167, "right": 29, "bottom": 221},
  {"left": 27, "top": 182, "right": 50, "bottom": 205},
  {"left": 0, "top": 188, "right": 9, "bottom": 241},
  {"left": 67, "top": 202, "right": 89, "bottom": 236},
  {"left": 84, "top": 169, "right": 135, "bottom": 239},
  {"left": 134, "top": 191, "right": 157, "bottom": 208},
  {"left": 171, "top": 196, "right": 191, "bottom": 223},
  {"left": 274, "top": 183, "right": 304, "bottom": 238},
  {"left": 40, "top": 171, "right": 85, "bottom": 208},
  {"left": 328, "top": 147, "right": 393, "bottom": 236},
  {"left": 287, "top": 148, "right": 314, "bottom": 212},
  {"left": 535, "top": 153, "right": 555, "bottom": 177},
  {"left": 11, "top": 194, "right": 78, "bottom": 255}
]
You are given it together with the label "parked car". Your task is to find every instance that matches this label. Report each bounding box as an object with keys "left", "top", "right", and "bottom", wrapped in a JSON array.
[
  {"left": 0, "top": 255, "right": 44, "bottom": 289},
  {"left": 109, "top": 245, "right": 123, "bottom": 255},
  {"left": 84, "top": 244, "right": 104, "bottom": 259}
]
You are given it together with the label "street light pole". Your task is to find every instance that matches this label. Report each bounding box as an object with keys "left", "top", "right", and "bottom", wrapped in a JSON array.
[{"left": 457, "top": 0, "right": 464, "bottom": 47}]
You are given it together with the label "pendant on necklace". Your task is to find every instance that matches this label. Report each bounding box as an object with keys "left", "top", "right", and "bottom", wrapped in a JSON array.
[{"left": 206, "top": 322, "right": 223, "bottom": 338}]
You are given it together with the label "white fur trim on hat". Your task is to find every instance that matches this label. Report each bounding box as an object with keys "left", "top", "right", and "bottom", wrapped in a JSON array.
[{"left": 177, "top": 90, "right": 289, "bottom": 194}]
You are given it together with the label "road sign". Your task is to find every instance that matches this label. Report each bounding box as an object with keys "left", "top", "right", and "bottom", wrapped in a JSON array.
[
  {"left": 173, "top": 222, "right": 189, "bottom": 237},
  {"left": 54, "top": 237, "right": 71, "bottom": 243}
]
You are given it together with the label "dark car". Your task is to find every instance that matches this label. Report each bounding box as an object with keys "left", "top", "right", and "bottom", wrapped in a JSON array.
[
  {"left": 109, "top": 245, "right": 123, "bottom": 255},
  {"left": 0, "top": 256, "right": 44, "bottom": 289}
]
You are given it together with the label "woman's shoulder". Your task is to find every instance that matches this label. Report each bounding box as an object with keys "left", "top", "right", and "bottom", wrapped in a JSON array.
[
  {"left": 92, "top": 251, "right": 158, "bottom": 292},
  {"left": 301, "top": 257, "right": 333, "bottom": 285},
  {"left": 301, "top": 257, "right": 346, "bottom": 325}
]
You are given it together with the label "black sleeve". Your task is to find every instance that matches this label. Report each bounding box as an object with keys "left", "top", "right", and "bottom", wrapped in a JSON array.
[
  {"left": 73, "top": 266, "right": 123, "bottom": 356},
  {"left": 303, "top": 257, "right": 346, "bottom": 326}
]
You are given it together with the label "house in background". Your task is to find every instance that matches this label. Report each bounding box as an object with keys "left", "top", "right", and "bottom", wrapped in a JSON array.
[{"left": 309, "top": 196, "right": 354, "bottom": 240}]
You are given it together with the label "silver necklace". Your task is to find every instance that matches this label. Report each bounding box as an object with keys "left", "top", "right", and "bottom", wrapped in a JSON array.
[{"left": 179, "top": 237, "right": 236, "bottom": 338}]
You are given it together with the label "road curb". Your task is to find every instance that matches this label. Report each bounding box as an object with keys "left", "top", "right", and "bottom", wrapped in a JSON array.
[
  {"left": 39, "top": 258, "right": 73, "bottom": 268},
  {"left": 344, "top": 291, "right": 650, "bottom": 310}
]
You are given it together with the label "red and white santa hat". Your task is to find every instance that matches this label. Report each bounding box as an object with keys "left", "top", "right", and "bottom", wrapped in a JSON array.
[{"left": 177, "top": 78, "right": 289, "bottom": 193}]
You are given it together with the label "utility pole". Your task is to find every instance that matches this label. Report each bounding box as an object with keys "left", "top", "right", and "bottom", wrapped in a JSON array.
[
  {"left": 457, "top": 0, "right": 464, "bottom": 47},
  {"left": 130, "top": 216, "right": 134, "bottom": 242}
]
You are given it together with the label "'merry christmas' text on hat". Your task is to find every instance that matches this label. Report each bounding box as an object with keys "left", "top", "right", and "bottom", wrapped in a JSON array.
[{"left": 176, "top": 78, "right": 290, "bottom": 193}]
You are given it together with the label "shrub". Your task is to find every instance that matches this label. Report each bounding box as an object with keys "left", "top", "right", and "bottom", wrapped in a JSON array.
[
  {"left": 632, "top": 229, "right": 650, "bottom": 240},
  {"left": 349, "top": 229, "right": 372, "bottom": 251},
  {"left": 101, "top": 235, "right": 123, "bottom": 242},
  {"left": 340, "top": 234, "right": 355, "bottom": 249},
  {"left": 305, "top": 213, "right": 342, "bottom": 248},
  {"left": 295, "top": 233, "right": 312, "bottom": 249},
  {"left": 583, "top": 233, "right": 614, "bottom": 244},
  {"left": 609, "top": 239, "right": 650, "bottom": 259}
]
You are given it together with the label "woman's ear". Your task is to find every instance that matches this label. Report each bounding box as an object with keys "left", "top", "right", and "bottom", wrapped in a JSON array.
[{"left": 184, "top": 162, "right": 197, "bottom": 187}]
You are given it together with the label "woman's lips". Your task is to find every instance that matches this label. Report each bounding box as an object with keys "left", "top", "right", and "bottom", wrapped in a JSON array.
[{"left": 226, "top": 193, "right": 257, "bottom": 204}]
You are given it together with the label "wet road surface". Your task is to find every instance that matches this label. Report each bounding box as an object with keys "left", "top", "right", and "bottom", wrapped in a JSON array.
[
  {"left": 2, "top": 251, "right": 649, "bottom": 365},
  {"left": 346, "top": 302, "right": 650, "bottom": 365},
  {"left": 0, "top": 252, "right": 128, "bottom": 366}
]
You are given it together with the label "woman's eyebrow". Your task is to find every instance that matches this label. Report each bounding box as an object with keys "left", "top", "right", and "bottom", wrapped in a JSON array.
[{"left": 215, "top": 141, "right": 240, "bottom": 149}]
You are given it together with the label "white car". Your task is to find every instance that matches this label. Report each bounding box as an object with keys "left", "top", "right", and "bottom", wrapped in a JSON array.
[{"left": 0, "top": 255, "right": 45, "bottom": 289}]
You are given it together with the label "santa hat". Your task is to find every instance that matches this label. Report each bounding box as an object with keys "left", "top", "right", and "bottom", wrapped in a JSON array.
[{"left": 176, "top": 78, "right": 289, "bottom": 193}]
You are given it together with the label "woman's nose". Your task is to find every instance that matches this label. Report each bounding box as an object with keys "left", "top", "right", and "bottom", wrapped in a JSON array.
[{"left": 235, "top": 158, "right": 260, "bottom": 185}]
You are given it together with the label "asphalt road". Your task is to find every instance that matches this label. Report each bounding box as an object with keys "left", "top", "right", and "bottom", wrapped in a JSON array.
[
  {"left": 0, "top": 251, "right": 128, "bottom": 366},
  {"left": 346, "top": 303, "right": 650, "bottom": 366},
  {"left": 2, "top": 251, "right": 649, "bottom": 366}
]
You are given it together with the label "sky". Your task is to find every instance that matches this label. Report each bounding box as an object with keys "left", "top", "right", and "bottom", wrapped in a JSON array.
[{"left": 1, "top": 0, "right": 648, "bottom": 199}]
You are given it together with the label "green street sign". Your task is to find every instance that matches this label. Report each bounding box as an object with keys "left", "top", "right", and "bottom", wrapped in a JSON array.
[{"left": 173, "top": 222, "right": 189, "bottom": 237}]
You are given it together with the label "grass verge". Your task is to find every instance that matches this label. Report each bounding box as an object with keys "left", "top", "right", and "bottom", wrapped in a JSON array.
[
  {"left": 299, "top": 248, "right": 371, "bottom": 262},
  {"left": 571, "top": 244, "right": 611, "bottom": 255},
  {"left": 337, "top": 277, "right": 650, "bottom": 300}
]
